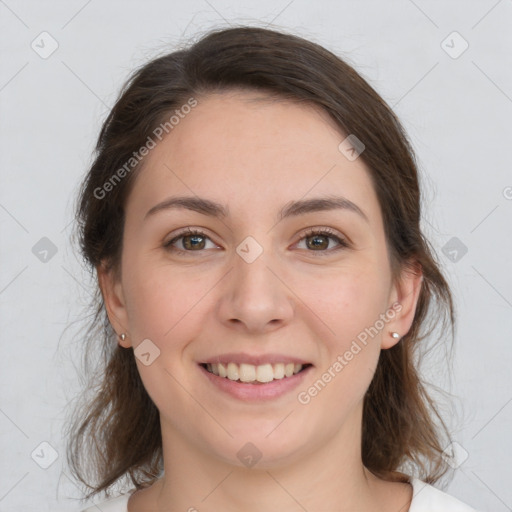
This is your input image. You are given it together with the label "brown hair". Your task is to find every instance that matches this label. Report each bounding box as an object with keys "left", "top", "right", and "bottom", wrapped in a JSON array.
[{"left": 65, "top": 25, "right": 456, "bottom": 501}]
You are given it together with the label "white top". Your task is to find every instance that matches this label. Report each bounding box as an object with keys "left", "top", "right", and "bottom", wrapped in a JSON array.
[{"left": 79, "top": 477, "right": 479, "bottom": 511}]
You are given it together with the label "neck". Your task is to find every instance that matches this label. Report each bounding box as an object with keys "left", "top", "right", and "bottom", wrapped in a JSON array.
[{"left": 147, "top": 402, "right": 405, "bottom": 512}]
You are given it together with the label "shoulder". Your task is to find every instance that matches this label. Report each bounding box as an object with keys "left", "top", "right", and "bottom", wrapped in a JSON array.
[
  {"left": 409, "top": 478, "right": 479, "bottom": 512},
  {"left": 79, "top": 492, "right": 132, "bottom": 512},
  {"left": 77, "top": 479, "right": 480, "bottom": 512}
]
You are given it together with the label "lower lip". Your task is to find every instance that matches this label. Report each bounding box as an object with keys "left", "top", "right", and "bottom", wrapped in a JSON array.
[{"left": 198, "top": 364, "right": 313, "bottom": 401}]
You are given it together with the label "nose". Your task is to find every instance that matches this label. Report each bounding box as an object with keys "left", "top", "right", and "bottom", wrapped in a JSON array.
[{"left": 217, "top": 247, "right": 295, "bottom": 334}]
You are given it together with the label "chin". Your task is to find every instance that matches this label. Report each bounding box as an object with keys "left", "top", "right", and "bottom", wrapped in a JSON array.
[{"left": 206, "top": 427, "right": 311, "bottom": 470}]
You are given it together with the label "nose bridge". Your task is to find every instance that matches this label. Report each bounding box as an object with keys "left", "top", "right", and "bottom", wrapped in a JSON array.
[
  {"left": 232, "top": 234, "right": 279, "bottom": 301},
  {"left": 217, "top": 233, "right": 293, "bottom": 331}
]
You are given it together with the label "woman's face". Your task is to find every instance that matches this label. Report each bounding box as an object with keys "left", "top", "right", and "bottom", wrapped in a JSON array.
[{"left": 100, "top": 90, "right": 420, "bottom": 468}]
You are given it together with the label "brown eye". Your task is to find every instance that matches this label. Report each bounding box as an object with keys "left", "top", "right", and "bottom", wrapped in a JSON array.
[
  {"left": 181, "top": 233, "right": 206, "bottom": 250},
  {"left": 305, "top": 233, "right": 330, "bottom": 250},
  {"left": 163, "top": 227, "right": 348, "bottom": 256},
  {"left": 297, "top": 228, "right": 349, "bottom": 254},
  {"left": 164, "top": 228, "right": 216, "bottom": 253}
]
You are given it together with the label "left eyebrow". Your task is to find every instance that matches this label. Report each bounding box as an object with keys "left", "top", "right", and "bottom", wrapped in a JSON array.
[
  {"left": 279, "top": 196, "right": 369, "bottom": 223},
  {"left": 144, "top": 195, "right": 369, "bottom": 223}
]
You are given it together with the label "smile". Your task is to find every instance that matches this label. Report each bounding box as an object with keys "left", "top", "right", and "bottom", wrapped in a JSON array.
[{"left": 200, "top": 362, "right": 312, "bottom": 384}]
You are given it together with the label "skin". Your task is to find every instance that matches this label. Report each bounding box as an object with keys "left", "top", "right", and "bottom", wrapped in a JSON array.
[{"left": 98, "top": 90, "right": 422, "bottom": 512}]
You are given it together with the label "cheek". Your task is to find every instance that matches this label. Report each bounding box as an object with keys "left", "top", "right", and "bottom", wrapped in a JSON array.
[
  {"left": 293, "top": 263, "right": 387, "bottom": 397},
  {"left": 298, "top": 346, "right": 379, "bottom": 436},
  {"left": 296, "top": 262, "right": 391, "bottom": 342},
  {"left": 123, "top": 256, "right": 214, "bottom": 340},
  {"left": 297, "top": 271, "right": 385, "bottom": 416},
  {"left": 121, "top": 262, "right": 213, "bottom": 407}
]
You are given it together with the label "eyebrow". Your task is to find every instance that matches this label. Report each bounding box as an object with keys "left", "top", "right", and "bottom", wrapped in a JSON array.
[{"left": 144, "top": 195, "right": 369, "bottom": 223}]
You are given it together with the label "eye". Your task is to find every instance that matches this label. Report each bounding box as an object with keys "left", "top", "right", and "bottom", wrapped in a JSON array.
[
  {"left": 163, "top": 227, "right": 349, "bottom": 256},
  {"left": 295, "top": 227, "right": 349, "bottom": 254},
  {"left": 164, "top": 228, "right": 218, "bottom": 254}
]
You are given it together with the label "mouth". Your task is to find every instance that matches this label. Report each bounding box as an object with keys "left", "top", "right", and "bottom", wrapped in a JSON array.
[{"left": 199, "top": 362, "right": 313, "bottom": 384}]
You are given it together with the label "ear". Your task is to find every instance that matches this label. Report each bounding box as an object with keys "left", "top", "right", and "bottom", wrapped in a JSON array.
[
  {"left": 97, "top": 262, "right": 131, "bottom": 348},
  {"left": 381, "top": 262, "right": 423, "bottom": 350}
]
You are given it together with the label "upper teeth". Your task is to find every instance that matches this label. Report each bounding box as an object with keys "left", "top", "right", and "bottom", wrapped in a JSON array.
[{"left": 206, "top": 362, "right": 304, "bottom": 383}]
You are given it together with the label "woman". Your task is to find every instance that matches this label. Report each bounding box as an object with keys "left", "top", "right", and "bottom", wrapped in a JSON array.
[{"left": 66, "top": 25, "right": 479, "bottom": 511}]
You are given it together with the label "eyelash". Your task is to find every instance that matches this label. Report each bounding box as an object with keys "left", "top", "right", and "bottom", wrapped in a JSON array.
[{"left": 163, "top": 227, "right": 349, "bottom": 256}]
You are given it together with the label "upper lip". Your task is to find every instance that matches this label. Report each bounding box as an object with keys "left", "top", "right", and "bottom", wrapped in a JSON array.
[{"left": 199, "top": 353, "right": 313, "bottom": 366}]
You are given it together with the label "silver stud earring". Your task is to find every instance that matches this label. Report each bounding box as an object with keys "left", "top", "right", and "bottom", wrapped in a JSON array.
[
  {"left": 119, "top": 333, "right": 127, "bottom": 342},
  {"left": 391, "top": 332, "right": 400, "bottom": 340}
]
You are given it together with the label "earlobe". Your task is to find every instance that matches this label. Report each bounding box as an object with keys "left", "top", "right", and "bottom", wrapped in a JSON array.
[
  {"left": 381, "top": 330, "right": 402, "bottom": 350},
  {"left": 97, "top": 263, "right": 130, "bottom": 346},
  {"left": 381, "top": 263, "right": 423, "bottom": 350}
]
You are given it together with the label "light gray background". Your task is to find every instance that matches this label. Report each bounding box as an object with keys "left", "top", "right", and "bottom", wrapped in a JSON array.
[{"left": 1, "top": 1, "right": 511, "bottom": 511}]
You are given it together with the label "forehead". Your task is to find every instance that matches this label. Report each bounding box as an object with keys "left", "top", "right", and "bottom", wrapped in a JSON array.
[{"left": 126, "top": 90, "right": 381, "bottom": 228}]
